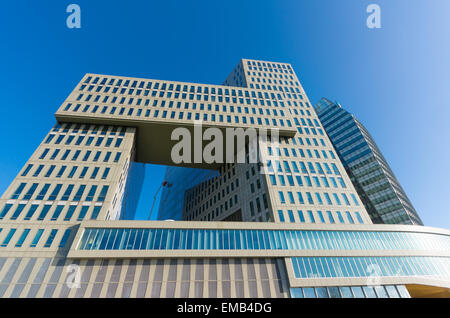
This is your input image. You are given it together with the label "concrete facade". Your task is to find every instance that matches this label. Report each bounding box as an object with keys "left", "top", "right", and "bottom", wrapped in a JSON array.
[{"left": 0, "top": 59, "right": 448, "bottom": 298}]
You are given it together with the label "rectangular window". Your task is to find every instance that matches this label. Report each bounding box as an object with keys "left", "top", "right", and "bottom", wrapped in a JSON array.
[
  {"left": 307, "top": 210, "right": 315, "bottom": 223},
  {"left": 68, "top": 166, "right": 78, "bottom": 178},
  {"left": 44, "top": 229, "right": 58, "bottom": 248},
  {"left": 48, "top": 184, "right": 62, "bottom": 201},
  {"left": 345, "top": 211, "right": 355, "bottom": 224},
  {"left": 288, "top": 191, "right": 295, "bottom": 204},
  {"left": 77, "top": 206, "right": 90, "bottom": 221},
  {"left": 21, "top": 164, "right": 33, "bottom": 177},
  {"left": 342, "top": 193, "right": 350, "bottom": 206},
  {"left": 278, "top": 175, "right": 285, "bottom": 186},
  {"left": 90, "top": 167, "right": 99, "bottom": 179},
  {"left": 324, "top": 193, "right": 332, "bottom": 205},
  {"left": 296, "top": 192, "right": 305, "bottom": 204},
  {"left": 72, "top": 150, "right": 81, "bottom": 161},
  {"left": 351, "top": 194, "right": 360, "bottom": 206},
  {"left": 93, "top": 151, "right": 101, "bottom": 162},
  {"left": 73, "top": 185, "right": 86, "bottom": 201},
  {"left": 58, "top": 229, "right": 72, "bottom": 248},
  {"left": 288, "top": 210, "right": 295, "bottom": 223},
  {"left": 355, "top": 212, "right": 364, "bottom": 224},
  {"left": 37, "top": 205, "right": 52, "bottom": 221},
  {"left": 278, "top": 210, "right": 285, "bottom": 222},
  {"left": 61, "top": 184, "right": 74, "bottom": 201},
  {"left": 39, "top": 148, "right": 50, "bottom": 159},
  {"left": 333, "top": 193, "right": 341, "bottom": 205},
  {"left": 86, "top": 185, "right": 98, "bottom": 201},
  {"left": 317, "top": 211, "right": 325, "bottom": 223},
  {"left": 82, "top": 151, "right": 91, "bottom": 161},
  {"left": 64, "top": 205, "right": 77, "bottom": 221},
  {"left": 15, "top": 229, "right": 31, "bottom": 247},
  {"left": 95, "top": 137, "right": 104, "bottom": 147},
  {"left": 75, "top": 135, "right": 85, "bottom": 145},
  {"left": 90, "top": 206, "right": 102, "bottom": 220},
  {"left": 50, "top": 205, "right": 65, "bottom": 221},
  {"left": 56, "top": 166, "right": 67, "bottom": 178},
  {"left": 336, "top": 211, "right": 345, "bottom": 223},
  {"left": 0, "top": 204, "right": 13, "bottom": 219},
  {"left": 269, "top": 175, "right": 276, "bottom": 185},
  {"left": 315, "top": 192, "right": 323, "bottom": 205},
  {"left": 115, "top": 139, "right": 123, "bottom": 147},
  {"left": 297, "top": 210, "right": 305, "bottom": 222},
  {"left": 10, "top": 204, "right": 26, "bottom": 220},
  {"left": 327, "top": 211, "right": 335, "bottom": 223},
  {"left": 79, "top": 167, "right": 88, "bottom": 179},
  {"left": 104, "top": 152, "right": 112, "bottom": 162},
  {"left": 61, "top": 150, "right": 71, "bottom": 160},
  {"left": 306, "top": 192, "right": 314, "bottom": 204},
  {"left": 44, "top": 165, "right": 56, "bottom": 177},
  {"left": 23, "top": 183, "right": 38, "bottom": 200},
  {"left": 105, "top": 138, "right": 113, "bottom": 147},
  {"left": 97, "top": 186, "right": 109, "bottom": 202},
  {"left": 278, "top": 191, "right": 285, "bottom": 204},
  {"left": 24, "top": 204, "right": 39, "bottom": 220},
  {"left": 1, "top": 229, "right": 16, "bottom": 247},
  {"left": 11, "top": 183, "right": 26, "bottom": 199},
  {"left": 30, "top": 229, "right": 44, "bottom": 247}
]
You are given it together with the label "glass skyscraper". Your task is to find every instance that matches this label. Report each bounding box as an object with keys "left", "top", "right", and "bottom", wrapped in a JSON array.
[
  {"left": 314, "top": 98, "right": 423, "bottom": 225},
  {"left": 0, "top": 60, "right": 447, "bottom": 298}
]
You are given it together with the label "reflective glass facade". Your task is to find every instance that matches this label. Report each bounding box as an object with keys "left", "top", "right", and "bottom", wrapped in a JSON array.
[
  {"left": 314, "top": 98, "right": 423, "bottom": 225},
  {"left": 291, "top": 256, "right": 450, "bottom": 279},
  {"left": 78, "top": 227, "right": 450, "bottom": 252},
  {"left": 290, "top": 285, "right": 410, "bottom": 298}
]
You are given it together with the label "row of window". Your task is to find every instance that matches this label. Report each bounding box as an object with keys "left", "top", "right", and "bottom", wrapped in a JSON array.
[
  {"left": 22, "top": 164, "right": 111, "bottom": 180},
  {"left": 67, "top": 102, "right": 296, "bottom": 128},
  {"left": 52, "top": 123, "right": 127, "bottom": 136},
  {"left": 248, "top": 75, "right": 299, "bottom": 88},
  {"left": 78, "top": 228, "right": 450, "bottom": 252},
  {"left": 290, "top": 285, "right": 410, "bottom": 298},
  {"left": 0, "top": 202, "right": 102, "bottom": 222},
  {"left": 267, "top": 160, "right": 341, "bottom": 176},
  {"left": 248, "top": 69, "right": 296, "bottom": 81},
  {"left": 75, "top": 84, "right": 305, "bottom": 111},
  {"left": 185, "top": 194, "right": 239, "bottom": 221},
  {"left": 36, "top": 148, "right": 122, "bottom": 164},
  {"left": 248, "top": 82, "right": 301, "bottom": 94},
  {"left": 44, "top": 133, "right": 123, "bottom": 148},
  {"left": 83, "top": 75, "right": 296, "bottom": 99},
  {"left": 0, "top": 227, "right": 71, "bottom": 249},
  {"left": 75, "top": 89, "right": 299, "bottom": 108},
  {"left": 8, "top": 183, "right": 109, "bottom": 204},
  {"left": 185, "top": 178, "right": 239, "bottom": 209},
  {"left": 277, "top": 190, "right": 359, "bottom": 208},
  {"left": 269, "top": 139, "right": 325, "bottom": 152},
  {"left": 291, "top": 256, "right": 450, "bottom": 280},
  {"left": 269, "top": 174, "right": 349, "bottom": 190},
  {"left": 246, "top": 60, "right": 292, "bottom": 71},
  {"left": 278, "top": 209, "right": 363, "bottom": 224},
  {"left": 267, "top": 147, "right": 334, "bottom": 161},
  {"left": 37, "top": 148, "right": 122, "bottom": 163}
]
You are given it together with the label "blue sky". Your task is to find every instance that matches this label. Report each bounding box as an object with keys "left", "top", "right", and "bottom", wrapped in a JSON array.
[{"left": 0, "top": 1, "right": 449, "bottom": 228}]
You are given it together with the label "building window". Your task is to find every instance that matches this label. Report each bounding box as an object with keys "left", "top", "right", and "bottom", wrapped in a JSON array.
[
  {"left": 1, "top": 229, "right": 16, "bottom": 247},
  {"left": 30, "top": 229, "right": 44, "bottom": 247},
  {"left": 44, "top": 229, "right": 58, "bottom": 248}
]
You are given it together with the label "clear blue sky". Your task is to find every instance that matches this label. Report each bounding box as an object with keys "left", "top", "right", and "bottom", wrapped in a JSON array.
[{"left": 0, "top": 1, "right": 449, "bottom": 228}]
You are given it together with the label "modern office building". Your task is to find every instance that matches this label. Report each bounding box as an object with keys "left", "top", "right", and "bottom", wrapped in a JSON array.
[
  {"left": 314, "top": 98, "right": 423, "bottom": 225},
  {"left": 0, "top": 60, "right": 448, "bottom": 298}
]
